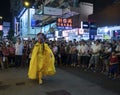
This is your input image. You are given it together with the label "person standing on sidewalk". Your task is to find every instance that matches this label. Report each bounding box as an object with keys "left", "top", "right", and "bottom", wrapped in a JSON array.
[
  {"left": 108, "top": 51, "right": 119, "bottom": 79},
  {"left": 14, "top": 38, "right": 24, "bottom": 68},
  {"left": 28, "top": 33, "right": 56, "bottom": 84}
]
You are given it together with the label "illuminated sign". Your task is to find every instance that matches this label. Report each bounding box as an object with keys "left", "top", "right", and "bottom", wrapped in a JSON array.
[
  {"left": 0, "top": 25, "right": 3, "bottom": 31},
  {"left": 31, "top": 19, "right": 41, "bottom": 27},
  {"left": 62, "top": 28, "right": 79, "bottom": 37},
  {"left": 57, "top": 18, "right": 72, "bottom": 29},
  {"left": 82, "top": 21, "right": 89, "bottom": 29},
  {"left": 79, "top": 28, "right": 84, "bottom": 34},
  {"left": 46, "top": 33, "right": 54, "bottom": 38}
]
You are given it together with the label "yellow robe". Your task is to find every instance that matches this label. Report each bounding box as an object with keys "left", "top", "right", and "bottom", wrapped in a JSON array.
[{"left": 28, "top": 42, "right": 56, "bottom": 79}]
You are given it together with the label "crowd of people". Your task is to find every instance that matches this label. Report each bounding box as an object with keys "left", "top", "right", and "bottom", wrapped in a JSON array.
[
  {"left": 0, "top": 36, "right": 120, "bottom": 80},
  {"left": 50, "top": 39, "right": 120, "bottom": 80},
  {"left": 0, "top": 38, "right": 34, "bottom": 69}
]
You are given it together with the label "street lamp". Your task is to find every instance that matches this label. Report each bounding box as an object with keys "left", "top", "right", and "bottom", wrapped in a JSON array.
[
  {"left": 24, "top": 1, "right": 30, "bottom": 7},
  {"left": 23, "top": 0, "right": 35, "bottom": 8},
  {"left": 23, "top": 0, "right": 31, "bottom": 8}
]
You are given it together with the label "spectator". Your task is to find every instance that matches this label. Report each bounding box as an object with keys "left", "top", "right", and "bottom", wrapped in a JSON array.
[
  {"left": 14, "top": 38, "right": 24, "bottom": 68},
  {"left": 108, "top": 51, "right": 119, "bottom": 79}
]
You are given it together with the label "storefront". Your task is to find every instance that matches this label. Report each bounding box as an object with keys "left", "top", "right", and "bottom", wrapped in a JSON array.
[{"left": 97, "top": 26, "right": 120, "bottom": 40}]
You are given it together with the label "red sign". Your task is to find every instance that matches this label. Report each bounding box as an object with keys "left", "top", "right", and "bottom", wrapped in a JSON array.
[{"left": 57, "top": 18, "right": 72, "bottom": 29}]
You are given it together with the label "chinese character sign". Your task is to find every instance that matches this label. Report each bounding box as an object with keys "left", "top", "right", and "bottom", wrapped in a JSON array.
[{"left": 57, "top": 18, "right": 72, "bottom": 29}]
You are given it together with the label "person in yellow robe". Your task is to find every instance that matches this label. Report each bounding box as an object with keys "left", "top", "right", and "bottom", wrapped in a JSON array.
[{"left": 28, "top": 33, "right": 56, "bottom": 84}]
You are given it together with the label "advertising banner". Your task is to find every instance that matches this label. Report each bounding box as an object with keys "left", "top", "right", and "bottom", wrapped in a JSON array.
[{"left": 44, "top": 7, "right": 62, "bottom": 16}]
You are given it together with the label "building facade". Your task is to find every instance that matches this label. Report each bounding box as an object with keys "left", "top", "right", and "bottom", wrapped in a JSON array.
[{"left": 10, "top": 0, "right": 94, "bottom": 40}]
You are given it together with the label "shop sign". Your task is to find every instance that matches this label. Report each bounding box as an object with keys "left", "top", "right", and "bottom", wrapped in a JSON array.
[{"left": 57, "top": 18, "right": 72, "bottom": 29}]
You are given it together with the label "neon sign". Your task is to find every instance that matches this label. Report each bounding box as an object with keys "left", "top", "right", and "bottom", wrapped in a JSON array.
[{"left": 57, "top": 18, "right": 72, "bottom": 29}]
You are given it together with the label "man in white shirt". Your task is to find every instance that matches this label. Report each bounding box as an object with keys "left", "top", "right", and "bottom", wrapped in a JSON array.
[
  {"left": 88, "top": 40, "right": 101, "bottom": 72},
  {"left": 15, "top": 38, "right": 24, "bottom": 67}
]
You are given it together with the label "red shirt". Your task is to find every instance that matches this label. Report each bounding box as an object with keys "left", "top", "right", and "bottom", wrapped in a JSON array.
[
  {"left": 8, "top": 47, "right": 15, "bottom": 55},
  {"left": 110, "top": 55, "right": 118, "bottom": 63}
]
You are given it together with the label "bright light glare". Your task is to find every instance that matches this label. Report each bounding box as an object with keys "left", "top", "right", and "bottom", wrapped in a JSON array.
[
  {"left": 104, "top": 27, "right": 108, "bottom": 32},
  {"left": 0, "top": 16, "right": 2, "bottom": 19},
  {"left": 24, "top": 1, "right": 30, "bottom": 7},
  {"left": 0, "top": 25, "right": 3, "bottom": 30}
]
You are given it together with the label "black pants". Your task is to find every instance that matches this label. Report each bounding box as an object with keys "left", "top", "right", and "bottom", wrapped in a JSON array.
[{"left": 15, "top": 55, "right": 22, "bottom": 67}]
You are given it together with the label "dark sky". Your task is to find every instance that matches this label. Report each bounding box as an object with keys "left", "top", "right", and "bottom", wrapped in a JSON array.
[
  {"left": 0, "top": 0, "right": 117, "bottom": 22},
  {"left": 0, "top": 0, "right": 11, "bottom": 22},
  {"left": 80, "top": 0, "right": 115, "bottom": 8}
]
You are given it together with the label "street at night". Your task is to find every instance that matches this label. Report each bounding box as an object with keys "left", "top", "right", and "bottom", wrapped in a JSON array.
[
  {"left": 0, "top": 67, "right": 120, "bottom": 95},
  {"left": 0, "top": 0, "right": 120, "bottom": 95}
]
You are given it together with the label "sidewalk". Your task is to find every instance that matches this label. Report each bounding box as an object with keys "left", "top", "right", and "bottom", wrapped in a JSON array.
[{"left": 0, "top": 67, "right": 118, "bottom": 95}]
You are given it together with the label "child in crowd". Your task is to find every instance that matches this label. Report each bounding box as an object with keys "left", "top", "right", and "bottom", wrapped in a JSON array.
[{"left": 108, "top": 51, "right": 119, "bottom": 79}]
